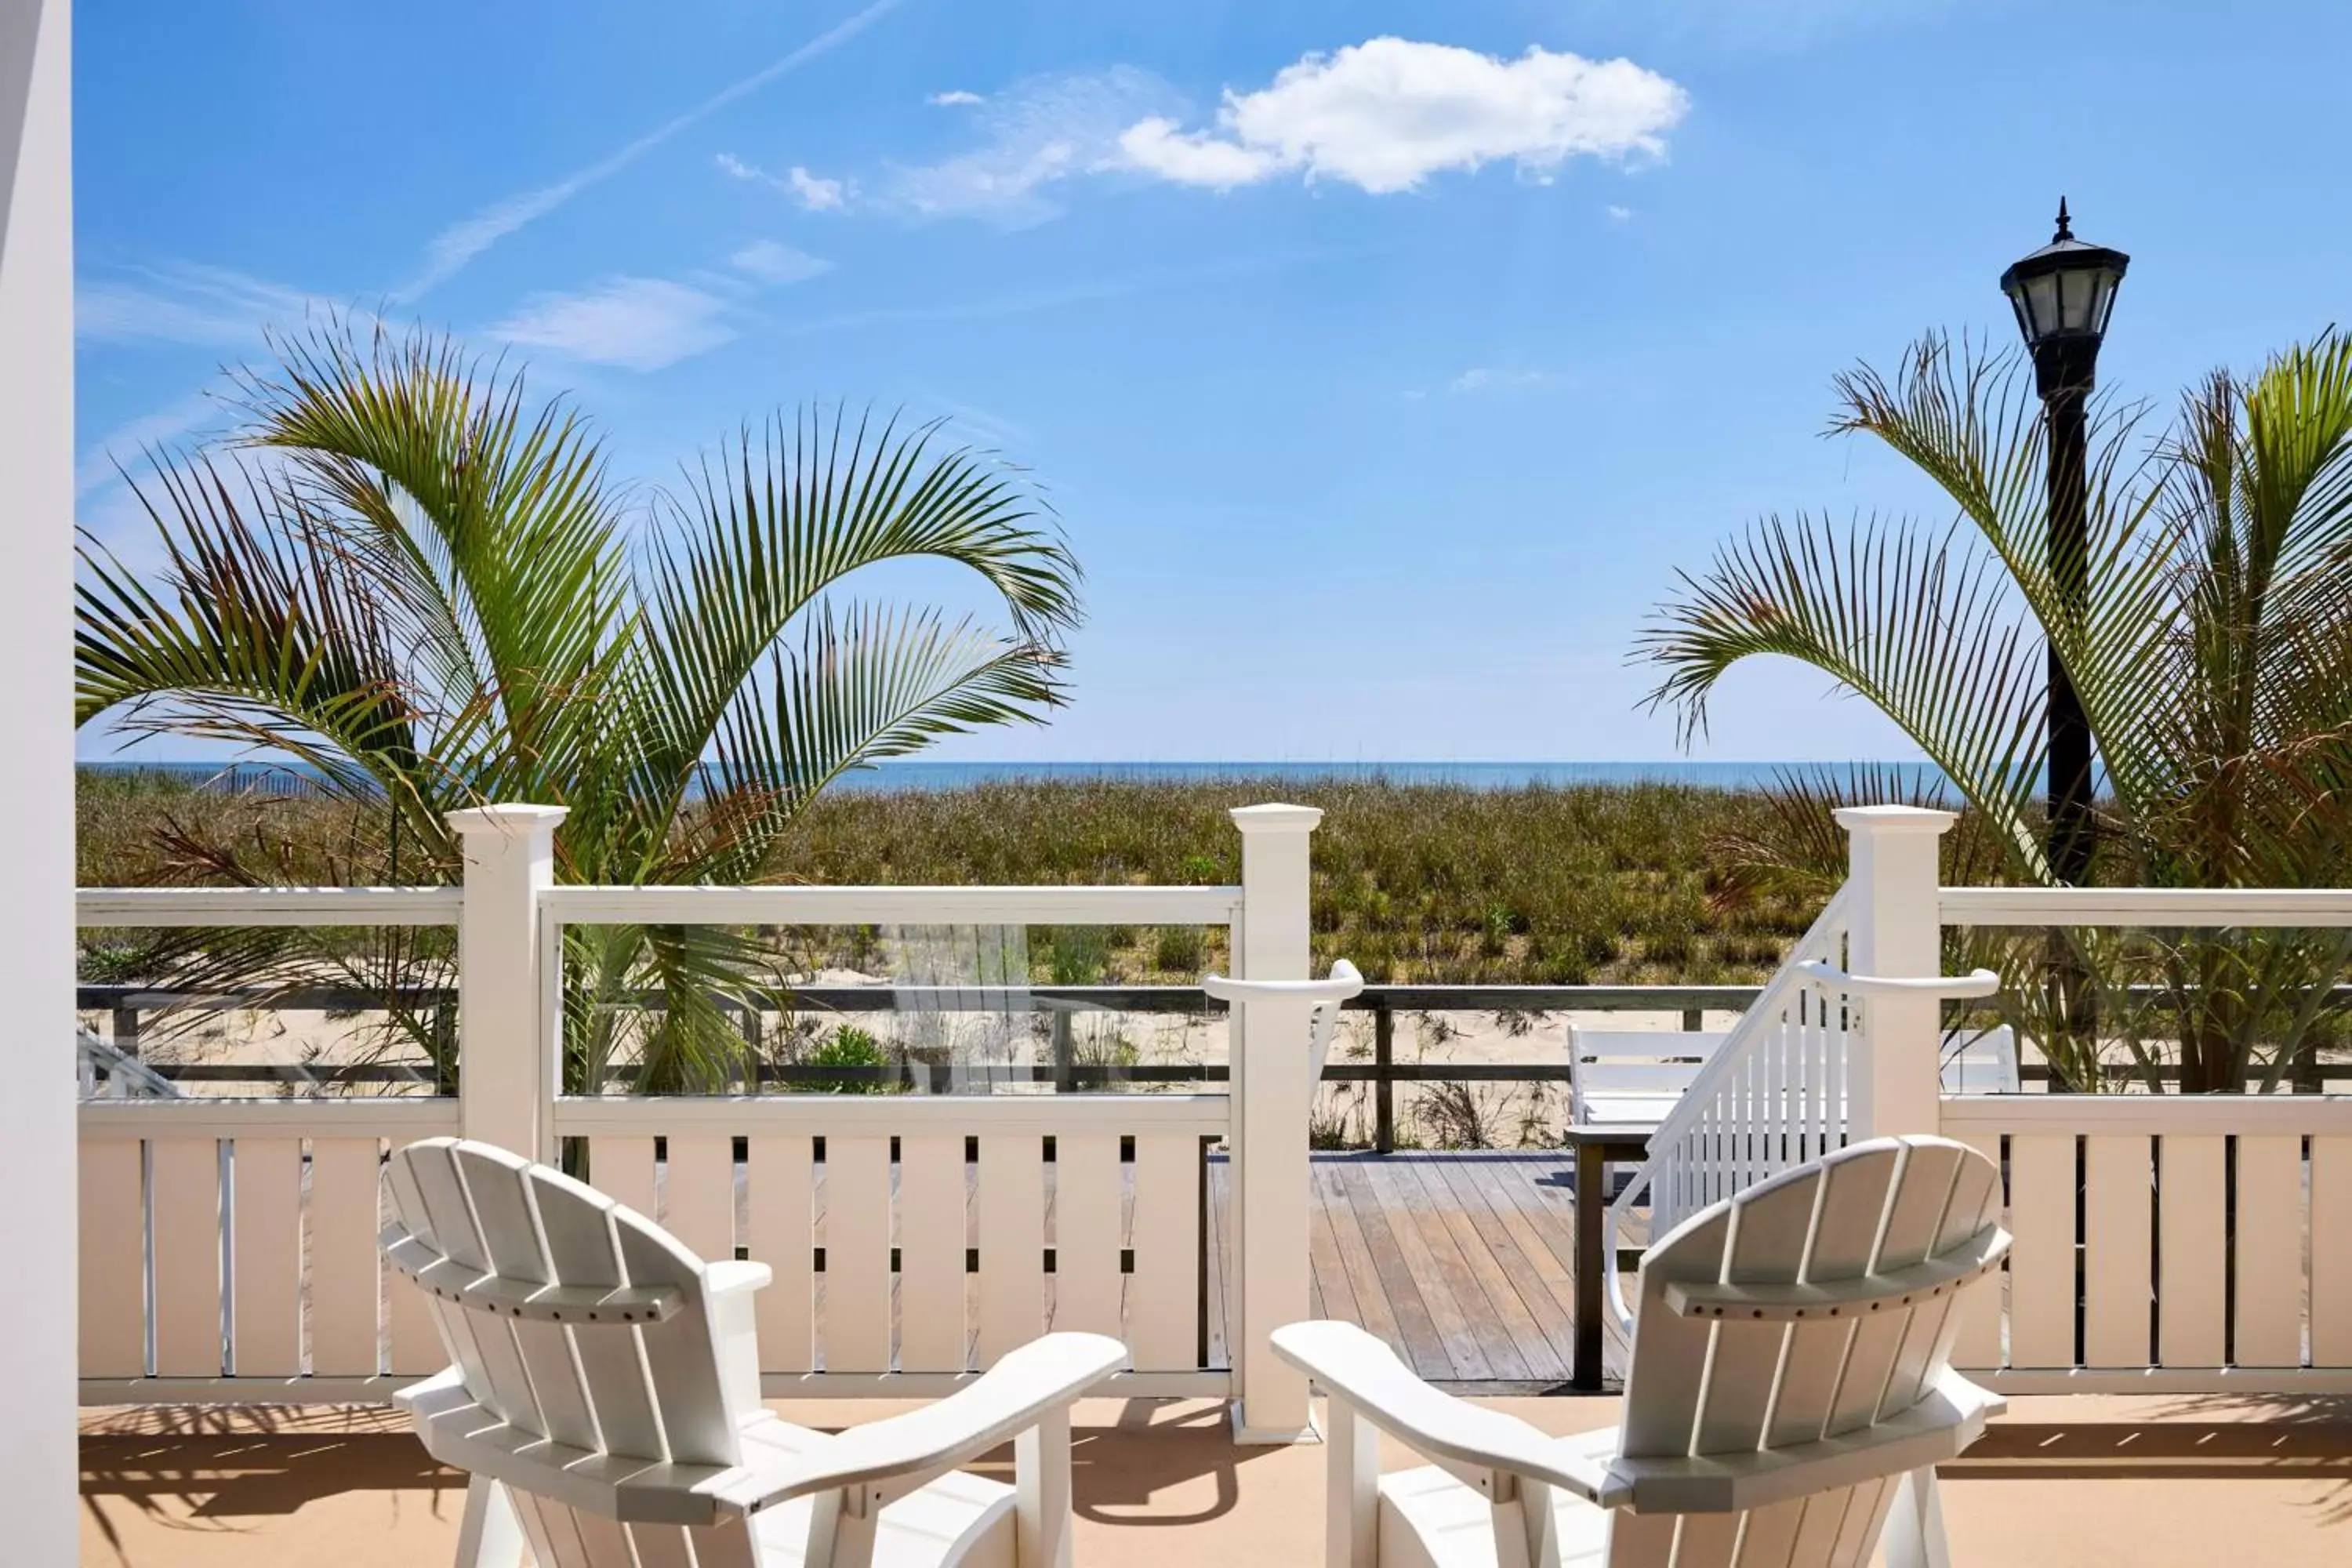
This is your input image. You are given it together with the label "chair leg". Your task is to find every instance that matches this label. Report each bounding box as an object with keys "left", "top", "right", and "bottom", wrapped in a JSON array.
[
  {"left": 455, "top": 1476, "right": 527, "bottom": 1568},
  {"left": 1014, "top": 1406, "right": 1075, "bottom": 1568},
  {"left": 804, "top": 1489, "right": 881, "bottom": 1568},
  {"left": 1325, "top": 1398, "right": 1377, "bottom": 1568},
  {"left": 1879, "top": 1466, "right": 1951, "bottom": 1568}
]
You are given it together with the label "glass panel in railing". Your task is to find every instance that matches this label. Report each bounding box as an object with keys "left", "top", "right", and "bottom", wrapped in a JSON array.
[
  {"left": 76, "top": 920, "right": 455, "bottom": 1100},
  {"left": 557, "top": 919, "right": 1235, "bottom": 1096},
  {"left": 1939, "top": 920, "right": 2352, "bottom": 1094}
]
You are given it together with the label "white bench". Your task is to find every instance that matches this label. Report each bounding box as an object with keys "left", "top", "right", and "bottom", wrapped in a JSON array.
[{"left": 1567, "top": 1023, "right": 2020, "bottom": 1126}]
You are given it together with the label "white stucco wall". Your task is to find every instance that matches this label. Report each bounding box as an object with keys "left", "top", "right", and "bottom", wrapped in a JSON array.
[{"left": 0, "top": 0, "right": 76, "bottom": 1551}]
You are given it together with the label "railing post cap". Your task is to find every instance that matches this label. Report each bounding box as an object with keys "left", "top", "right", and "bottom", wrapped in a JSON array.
[
  {"left": 447, "top": 804, "right": 571, "bottom": 834},
  {"left": 1834, "top": 804, "right": 1955, "bottom": 835},
  {"left": 1229, "top": 803, "right": 1323, "bottom": 833}
]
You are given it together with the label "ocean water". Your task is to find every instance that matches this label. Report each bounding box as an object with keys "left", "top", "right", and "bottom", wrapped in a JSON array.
[{"left": 82, "top": 758, "right": 1952, "bottom": 795}]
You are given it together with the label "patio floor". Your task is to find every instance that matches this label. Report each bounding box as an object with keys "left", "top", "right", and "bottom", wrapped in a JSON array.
[
  {"left": 80, "top": 1392, "right": 2352, "bottom": 1566},
  {"left": 1211, "top": 1151, "right": 1632, "bottom": 1386}
]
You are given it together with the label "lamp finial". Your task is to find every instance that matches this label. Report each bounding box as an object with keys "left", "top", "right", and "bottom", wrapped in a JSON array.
[{"left": 2054, "top": 198, "right": 2073, "bottom": 242}]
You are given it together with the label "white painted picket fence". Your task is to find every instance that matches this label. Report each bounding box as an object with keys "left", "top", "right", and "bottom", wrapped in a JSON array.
[
  {"left": 1614, "top": 804, "right": 2352, "bottom": 1396},
  {"left": 74, "top": 801, "right": 1331, "bottom": 1439}
]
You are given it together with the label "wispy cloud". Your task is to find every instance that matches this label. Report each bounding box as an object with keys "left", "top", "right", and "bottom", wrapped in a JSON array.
[
  {"left": 1402, "top": 366, "right": 1559, "bottom": 400},
  {"left": 395, "top": 0, "right": 901, "bottom": 300},
  {"left": 887, "top": 67, "right": 1182, "bottom": 224},
  {"left": 772, "top": 245, "right": 1363, "bottom": 337},
  {"left": 78, "top": 262, "right": 324, "bottom": 347},
  {"left": 718, "top": 153, "right": 850, "bottom": 211},
  {"left": 728, "top": 239, "right": 833, "bottom": 285},
  {"left": 488, "top": 238, "right": 832, "bottom": 371},
  {"left": 1114, "top": 38, "right": 1688, "bottom": 194},
  {"left": 1606, "top": 204, "right": 1633, "bottom": 221},
  {"left": 488, "top": 277, "right": 741, "bottom": 372},
  {"left": 927, "top": 89, "right": 984, "bottom": 107},
  {"left": 75, "top": 394, "right": 226, "bottom": 495},
  {"left": 1448, "top": 367, "right": 1555, "bottom": 394}
]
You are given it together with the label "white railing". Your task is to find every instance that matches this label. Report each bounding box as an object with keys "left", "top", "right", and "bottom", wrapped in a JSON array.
[
  {"left": 553, "top": 1094, "right": 1225, "bottom": 1392},
  {"left": 1945, "top": 1094, "right": 2352, "bottom": 1392},
  {"left": 1606, "top": 813, "right": 2352, "bottom": 1394},
  {"left": 79, "top": 1097, "right": 459, "bottom": 1403},
  {"left": 1599, "top": 886, "right": 1853, "bottom": 1327},
  {"left": 1934, "top": 880, "right": 2352, "bottom": 1392},
  {"left": 73, "top": 800, "right": 1335, "bottom": 1439}
]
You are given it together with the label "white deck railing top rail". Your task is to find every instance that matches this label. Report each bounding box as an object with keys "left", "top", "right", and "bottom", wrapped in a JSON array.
[{"left": 1938, "top": 885, "right": 2352, "bottom": 926}]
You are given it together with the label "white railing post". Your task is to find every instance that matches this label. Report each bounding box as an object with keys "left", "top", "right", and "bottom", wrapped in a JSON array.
[
  {"left": 1837, "top": 805, "right": 1955, "bottom": 1140},
  {"left": 450, "top": 805, "right": 568, "bottom": 1160},
  {"left": 1228, "top": 803, "right": 1321, "bottom": 1444}
]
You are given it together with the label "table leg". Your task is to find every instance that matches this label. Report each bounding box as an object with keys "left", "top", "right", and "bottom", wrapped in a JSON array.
[{"left": 1574, "top": 1140, "right": 1606, "bottom": 1392}]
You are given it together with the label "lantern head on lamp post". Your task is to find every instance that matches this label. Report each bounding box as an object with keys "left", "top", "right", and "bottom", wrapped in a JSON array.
[
  {"left": 2000, "top": 198, "right": 2130, "bottom": 397},
  {"left": 2002, "top": 198, "right": 2127, "bottom": 893}
]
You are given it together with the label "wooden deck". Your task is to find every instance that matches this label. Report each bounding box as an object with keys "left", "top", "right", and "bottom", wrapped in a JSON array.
[{"left": 1208, "top": 1151, "right": 1632, "bottom": 1389}]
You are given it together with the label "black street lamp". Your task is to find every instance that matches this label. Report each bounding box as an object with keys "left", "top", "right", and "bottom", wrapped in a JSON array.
[{"left": 2001, "top": 199, "right": 2128, "bottom": 886}]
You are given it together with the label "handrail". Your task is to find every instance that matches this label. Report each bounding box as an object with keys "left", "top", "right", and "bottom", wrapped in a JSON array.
[
  {"left": 1200, "top": 960, "right": 1365, "bottom": 1005},
  {"left": 542, "top": 882, "right": 1242, "bottom": 927},
  {"left": 1939, "top": 885, "right": 2352, "bottom": 927},
  {"left": 1792, "top": 961, "right": 2001, "bottom": 999},
  {"left": 1203, "top": 962, "right": 1365, "bottom": 1086},
  {"left": 78, "top": 887, "right": 464, "bottom": 927}
]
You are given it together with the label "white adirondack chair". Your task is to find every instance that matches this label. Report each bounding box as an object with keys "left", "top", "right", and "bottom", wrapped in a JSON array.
[
  {"left": 1567, "top": 1027, "right": 2021, "bottom": 1126},
  {"left": 1275, "top": 1135, "right": 2010, "bottom": 1568},
  {"left": 381, "top": 1137, "right": 1127, "bottom": 1568}
]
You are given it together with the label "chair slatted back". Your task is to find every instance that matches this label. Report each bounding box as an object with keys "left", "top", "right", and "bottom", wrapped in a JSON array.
[
  {"left": 386, "top": 1138, "right": 763, "bottom": 1568},
  {"left": 1613, "top": 1136, "right": 2002, "bottom": 1568}
]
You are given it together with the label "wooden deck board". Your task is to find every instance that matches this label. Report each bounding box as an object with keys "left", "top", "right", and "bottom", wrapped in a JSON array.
[
  {"left": 1334, "top": 1158, "right": 1458, "bottom": 1378},
  {"left": 1404, "top": 1160, "right": 1552, "bottom": 1381},
  {"left": 1425, "top": 1157, "right": 1573, "bottom": 1381}
]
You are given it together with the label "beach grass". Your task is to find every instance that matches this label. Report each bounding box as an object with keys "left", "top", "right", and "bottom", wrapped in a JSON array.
[{"left": 77, "top": 768, "right": 1810, "bottom": 985}]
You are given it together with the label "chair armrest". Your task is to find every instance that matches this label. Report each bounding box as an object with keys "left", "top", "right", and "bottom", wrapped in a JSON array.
[
  {"left": 703, "top": 1260, "right": 773, "bottom": 1417},
  {"left": 699, "top": 1331, "right": 1128, "bottom": 1518},
  {"left": 706, "top": 1260, "right": 773, "bottom": 1298},
  {"left": 1272, "top": 1321, "right": 1628, "bottom": 1507}
]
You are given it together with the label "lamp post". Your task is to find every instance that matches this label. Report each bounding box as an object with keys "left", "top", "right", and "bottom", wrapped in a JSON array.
[{"left": 2000, "top": 199, "right": 2129, "bottom": 886}]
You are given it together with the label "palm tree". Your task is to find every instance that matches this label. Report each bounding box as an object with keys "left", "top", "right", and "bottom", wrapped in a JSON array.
[
  {"left": 78, "top": 321, "right": 1083, "bottom": 1093},
  {"left": 1641, "top": 331, "right": 2352, "bottom": 1092}
]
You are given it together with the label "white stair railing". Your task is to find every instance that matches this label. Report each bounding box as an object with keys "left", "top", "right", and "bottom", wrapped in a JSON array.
[
  {"left": 1600, "top": 887, "right": 1856, "bottom": 1329},
  {"left": 1599, "top": 807, "right": 2004, "bottom": 1337}
]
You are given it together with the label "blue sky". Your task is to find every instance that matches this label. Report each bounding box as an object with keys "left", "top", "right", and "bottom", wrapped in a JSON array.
[{"left": 72, "top": 0, "right": 2352, "bottom": 764}]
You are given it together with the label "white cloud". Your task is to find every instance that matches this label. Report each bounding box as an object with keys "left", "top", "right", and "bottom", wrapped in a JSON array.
[
  {"left": 1448, "top": 367, "right": 1554, "bottom": 394},
  {"left": 488, "top": 278, "right": 739, "bottom": 372},
  {"left": 787, "top": 166, "right": 847, "bottom": 211},
  {"left": 927, "top": 89, "right": 984, "bottom": 107},
  {"left": 78, "top": 262, "right": 322, "bottom": 347},
  {"left": 1113, "top": 38, "right": 1687, "bottom": 194},
  {"left": 728, "top": 239, "right": 833, "bottom": 285},
  {"left": 1116, "top": 120, "right": 1282, "bottom": 188},
  {"left": 76, "top": 395, "right": 224, "bottom": 495},
  {"left": 889, "top": 67, "right": 1181, "bottom": 223},
  {"left": 1606, "top": 203, "right": 1633, "bottom": 221},
  {"left": 719, "top": 153, "right": 851, "bottom": 211},
  {"left": 395, "top": 0, "right": 902, "bottom": 299}
]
